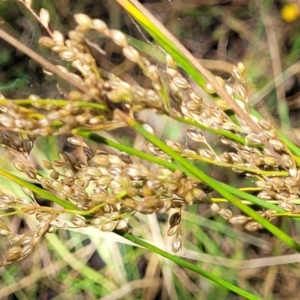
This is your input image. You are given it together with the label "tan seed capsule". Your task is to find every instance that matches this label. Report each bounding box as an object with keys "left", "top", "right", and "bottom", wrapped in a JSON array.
[
  {"left": 110, "top": 30, "right": 127, "bottom": 47},
  {"left": 211, "top": 203, "right": 220, "bottom": 212},
  {"left": 52, "top": 30, "right": 65, "bottom": 45},
  {"left": 101, "top": 222, "right": 117, "bottom": 232},
  {"left": 280, "top": 201, "right": 294, "bottom": 212},
  {"left": 39, "top": 8, "right": 50, "bottom": 27},
  {"left": 269, "top": 139, "right": 284, "bottom": 151},
  {"left": 92, "top": 19, "right": 108, "bottom": 33},
  {"left": 39, "top": 36, "right": 56, "bottom": 48},
  {"left": 123, "top": 46, "right": 140, "bottom": 63},
  {"left": 219, "top": 208, "right": 233, "bottom": 220},
  {"left": 74, "top": 14, "right": 92, "bottom": 28},
  {"left": 172, "top": 237, "right": 182, "bottom": 253},
  {"left": 169, "top": 212, "right": 181, "bottom": 227},
  {"left": 13, "top": 161, "right": 26, "bottom": 172},
  {"left": 167, "top": 224, "right": 179, "bottom": 236},
  {"left": 173, "top": 76, "right": 189, "bottom": 89},
  {"left": 229, "top": 215, "right": 249, "bottom": 225},
  {"left": 245, "top": 221, "right": 262, "bottom": 231}
]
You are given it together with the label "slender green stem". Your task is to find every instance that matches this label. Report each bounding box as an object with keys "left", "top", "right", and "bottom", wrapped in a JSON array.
[
  {"left": 0, "top": 168, "right": 78, "bottom": 210},
  {"left": 117, "top": 230, "right": 261, "bottom": 300}
]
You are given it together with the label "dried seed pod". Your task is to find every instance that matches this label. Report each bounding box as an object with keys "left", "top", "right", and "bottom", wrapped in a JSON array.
[
  {"left": 210, "top": 203, "right": 220, "bottom": 212},
  {"left": 245, "top": 221, "right": 262, "bottom": 231},
  {"left": 173, "top": 76, "right": 189, "bottom": 89},
  {"left": 52, "top": 30, "right": 65, "bottom": 45},
  {"left": 92, "top": 19, "right": 108, "bottom": 33},
  {"left": 279, "top": 201, "right": 294, "bottom": 212},
  {"left": 269, "top": 139, "right": 285, "bottom": 152},
  {"left": 101, "top": 222, "right": 117, "bottom": 232},
  {"left": 187, "top": 129, "right": 205, "bottom": 143},
  {"left": 109, "top": 30, "right": 128, "bottom": 47},
  {"left": 74, "top": 14, "right": 92, "bottom": 29},
  {"left": 13, "top": 161, "right": 26, "bottom": 172},
  {"left": 165, "top": 140, "right": 182, "bottom": 152},
  {"left": 218, "top": 208, "right": 233, "bottom": 220},
  {"left": 167, "top": 224, "right": 179, "bottom": 236},
  {"left": 169, "top": 212, "right": 181, "bottom": 227},
  {"left": 123, "top": 46, "right": 140, "bottom": 63},
  {"left": 172, "top": 237, "right": 182, "bottom": 253},
  {"left": 71, "top": 216, "right": 87, "bottom": 227},
  {"left": 39, "top": 8, "right": 50, "bottom": 28},
  {"left": 229, "top": 215, "right": 249, "bottom": 225},
  {"left": 39, "top": 36, "right": 56, "bottom": 48}
]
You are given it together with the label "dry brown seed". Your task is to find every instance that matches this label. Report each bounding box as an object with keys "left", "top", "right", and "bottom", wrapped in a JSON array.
[
  {"left": 20, "top": 236, "right": 33, "bottom": 246},
  {"left": 50, "top": 171, "right": 60, "bottom": 180},
  {"left": 169, "top": 212, "right": 181, "bottom": 227},
  {"left": 92, "top": 19, "right": 108, "bottom": 33},
  {"left": 123, "top": 46, "right": 140, "bottom": 63},
  {"left": 101, "top": 222, "right": 117, "bottom": 232},
  {"left": 42, "top": 160, "right": 52, "bottom": 170},
  {"left": 199, "top": 149, "right": 216, "bottom": 160},
  {"left": 165, "top": 140, "right": 182, "bottom": 152},
  {"left": 85, "top": 167, "right": 102, "bottom": 177},
  {"left": 52, "top": 30, "right": 65, "bottom": 45},
  {"left": 205, "top": 83, "right": 215, "bottom": 94},
  {"left": 280, "top": 202, "right": 294, "bottom": 212},
  {"left": 172, "top": 237, "right": 182, "bottom": 253},
  {"left": 25, "top": 167, "right": 36, "bottom": 179},
  {"left": 72, "top": 216, "right": 87, "bottom": 227},
  {"left": 218, "top": 208, "right": 233, "bottom": 220},
  {"left": 110, "top": 30, "right": 127, "bottom": 47},
  {"left": 13, "top": 161, "right": 26, "bottom": 172},
  {"left": 282, "top": 154, "right": 294, "bottom": 169},
  {"left": 6, "top": 245, "right": 22, "bottom": 261},
  {"left": 229, "top": 215, "right": 249, "bottom": 225},
  {"left": 74, "top": 14, "right": 92, "bottom": 28},
  {"left": 21, "top": 244, "right": 34, "bottom": 257},
  {"left": 258, "top": 119, "right": 272, "bottom": 131},
  {"left": 0, "top": 114, "right": 14, "bottom": 127},
  {"left": 187, "top": 129, "right": 205, "bottom": 143},
  {"left": 263, "top": 156, "right": 277, "bottom": 166},
  {"left": 116, "top": 220, "right": 128, "bottom": 230},
  {"left": 245, "top": 221, "right": 262, "bottom": 231},
  {"left": 210, "top": 203, "right": 220, "bottom": 212},
  {"left": 167, "top": 224, "right": 179, "bottom": 236},
  {"left": 269, "top": 139, "right": 284, "bottom": 152},
  {"left": 39, "top": 36, "right": 56, "bottom": 48},
  {"left": 173, "top": 76, "right": 189, "bottom": 89},
  {"left": 39, "top": 8, "right": 50, "bottom": 27}
]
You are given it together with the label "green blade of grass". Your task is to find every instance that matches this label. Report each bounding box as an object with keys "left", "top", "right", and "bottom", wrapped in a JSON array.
[
  {"left": 0, "top": 167, "right": 78, "bottom": 210},
  {"left": 116, "top": 230, "right": 261, "bottom": 300}
]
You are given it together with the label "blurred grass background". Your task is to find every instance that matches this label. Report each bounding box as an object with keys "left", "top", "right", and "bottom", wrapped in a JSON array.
[{"left": 0, "top": 0, "right": 300, "bottom": 299}]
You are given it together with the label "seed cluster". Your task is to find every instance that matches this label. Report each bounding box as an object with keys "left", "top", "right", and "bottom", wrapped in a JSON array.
[{"left": 1, "top": 8, "right": 300, "bottom": 265}]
